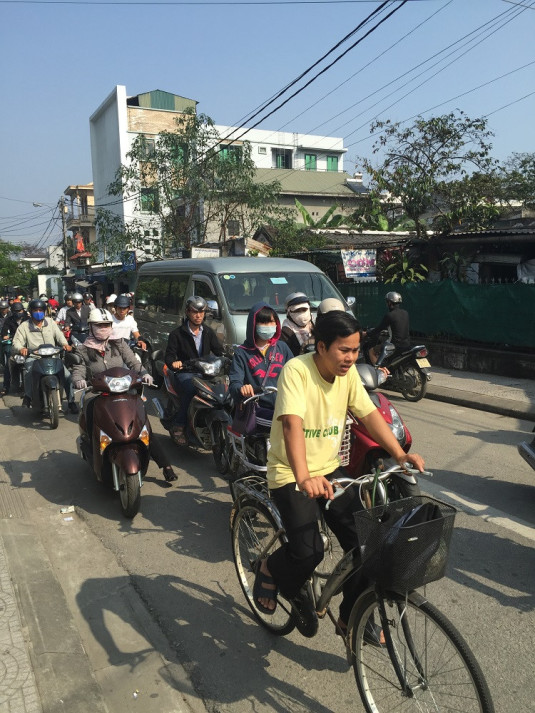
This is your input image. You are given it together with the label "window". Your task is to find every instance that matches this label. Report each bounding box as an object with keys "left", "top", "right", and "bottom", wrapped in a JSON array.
[
  {"left": 167, "top": 275, "right": 189, "bottom": 315},
  {"left": 258, "top": 146, "right": 267, "bottom": 155},
  {"left": 327, "top": 155, "right": 338, "bottom": 172},
  {"left": 305, "top": 154, "right": 317, "bottom": 171},
  {"left": 220, "top": 145, "right": 242, "bottom": 162},
  {"left": 140, "top": 187, "right": 159, "bottom": 213},
  {"left": 227, "top": 219, "right": 240, "bottom": 237},
  {"left": 140, "top": 137, "right": 155, "bottom": 160},
  {"left": 273, "top": 149, "right": 292, "bottom": 169},
  {"left": 171, "top": 142, "right": 188, "bottom": 165}
]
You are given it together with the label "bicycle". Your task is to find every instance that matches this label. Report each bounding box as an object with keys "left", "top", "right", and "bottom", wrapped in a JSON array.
[{"left": 230, "top": 469, "right": 494, "bottom": 713}]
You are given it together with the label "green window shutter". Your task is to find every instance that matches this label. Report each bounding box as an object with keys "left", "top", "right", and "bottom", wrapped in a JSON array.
[
  {"left": 305, "top": 154, "right": 317, "bottom": 171},
  {"left": 327, "top": 155, "right": 338, "bottom": 172}
]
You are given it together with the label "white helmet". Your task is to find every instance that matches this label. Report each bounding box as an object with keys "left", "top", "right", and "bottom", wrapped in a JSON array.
[
  {"left": 317, "top": 298, "right": 346, "bottom": 315},
  {"left": 87, "top": 308, "right": 113, "bottom": 324}
]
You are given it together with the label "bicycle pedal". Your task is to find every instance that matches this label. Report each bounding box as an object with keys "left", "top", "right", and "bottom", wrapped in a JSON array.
[{"left": 289, "top": 594, "right": 318, "bottom": 639}]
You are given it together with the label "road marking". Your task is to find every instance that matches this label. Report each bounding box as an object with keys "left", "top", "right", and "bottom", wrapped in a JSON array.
[{"left": 421, "top": 478, "right": 535, "bottom": 543}]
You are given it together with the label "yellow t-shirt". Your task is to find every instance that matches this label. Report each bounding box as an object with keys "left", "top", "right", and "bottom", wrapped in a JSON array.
[{"left": 267, "top": 353, "right": 376, "bottom": 489}]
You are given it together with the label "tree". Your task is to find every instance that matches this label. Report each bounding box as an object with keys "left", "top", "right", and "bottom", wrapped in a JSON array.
[
  {"left": 264, "top": 218, "right": 327, "bottom": 257},
  {"left": 379, "top": 248, "right": 428, "bottom": 284},
  {"left": 500, "top": 152, "right": 535, "bottom": 209},
  {"left": 431, "top": 172, "right": 501, "bottom": 234},
  {"left": 97, "top": 109, "right": 286, "bottom": 261},
  {"left": 361, "top": 111, "right": 496, "bottom": 238},
  {"left": 351, "top": 192, "right": 417, "bottom": 232},
  {"left": 294, "top": 199, "right": 346, "bottom": 229},
  {"left": 0, "top": 239, "right": 35, "bottom": 294}
]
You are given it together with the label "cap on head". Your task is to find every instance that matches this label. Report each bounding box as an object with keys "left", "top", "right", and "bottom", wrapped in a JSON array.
[
  {"left": 385, "top": 291, "right": 402, "bottom": 304},
  {"left": 285, "top": 292, "right": 309, "bottom": 311},
  {"left": 317, "top": 298, "right": 346, "bottom": 315},
  {"left": 87, "top": 308, "right": 113, "bottom": 324},
  {"left": 114, "top": 294, "right": 131, "bottom": 309}
]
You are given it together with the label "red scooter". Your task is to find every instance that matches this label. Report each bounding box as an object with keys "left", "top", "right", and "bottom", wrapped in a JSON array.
[
  {"left": 343, "top": 363, "right": 420, "bottom": 501},
  {"left": 76, "top": 366, "right": 151, "bottom": 518}
]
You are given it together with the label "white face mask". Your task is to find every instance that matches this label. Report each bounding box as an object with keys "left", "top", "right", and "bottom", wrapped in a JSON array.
[
  {"left": 91, "top": 325, "right": 112, "bottom": 341},
  {"left": 289, "top": 307, "right": 311, "bottom": 328}
]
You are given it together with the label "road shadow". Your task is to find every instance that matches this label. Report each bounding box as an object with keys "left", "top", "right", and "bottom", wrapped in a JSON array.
[{"left": 76, "top": 572, "right": 345, "bottom": 713}]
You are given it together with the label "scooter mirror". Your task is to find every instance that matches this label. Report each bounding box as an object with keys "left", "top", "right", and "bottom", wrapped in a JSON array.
[{"left": 205, "top": 299, "right": 220, "bottom": 320}]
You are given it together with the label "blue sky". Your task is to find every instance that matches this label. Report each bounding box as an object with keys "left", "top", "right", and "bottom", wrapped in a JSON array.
[{"left": 1, "top": 0, "right": 534, "bottom": 247}]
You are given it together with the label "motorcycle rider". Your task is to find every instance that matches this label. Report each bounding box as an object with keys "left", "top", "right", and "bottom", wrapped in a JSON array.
[
  {"left": 82, "top": 292, "right": 95, "bottom": 309},
  {"left": 164, "top": 296, "right": 224, "bottom": 445},
  {"left": 110, "top": 294, "right": 146, "bottom": 349},
  {"left": 229, "top": 302, "right": 293, "bottom": 410},
  {"left": 280, "top": 292, "right": 315, "bottom": 357},
  {"left": 55, "top": 293, "right": 73, "bottom": 323},
  {"left": 65, "top": 292, "right": 92, "bottom": 342},
  {"left": 365, "top": 291, "right": 410, "bottom": 365},
  {"left": 11, "top": 298, "right": 78, "bottom": 413},
  {"left": 0, "top": 299, "right": 10, "bottom": 395},
  {"left": 71, "top": 308, "right": 177, "bottom": 482}
]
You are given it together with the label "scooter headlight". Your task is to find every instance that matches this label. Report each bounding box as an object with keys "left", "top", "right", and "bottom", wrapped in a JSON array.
[
  {"left": 388, "top": 405, "right": 406, "bottom": 442},
  {"left": 99, "top": 429, "right": 112, "bottom": 453},
  {"left": 198, "top": 358, "right": 222, "bottom": 376},
  {"left": 35, "top": 346, "right": 61, "bottom": 357},
  {"left": 139, "top": 424, "right": 150, "bottom": 446},
  {"left": 104, "top": 375, "right": 132, "bottom": 393}
]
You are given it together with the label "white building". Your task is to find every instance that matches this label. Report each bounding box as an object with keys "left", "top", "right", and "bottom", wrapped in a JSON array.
[{"left": 214, "top": 125, "right": 346, "bottom": 174}]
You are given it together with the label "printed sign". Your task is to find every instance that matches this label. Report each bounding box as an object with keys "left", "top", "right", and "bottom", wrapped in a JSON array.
[{"left": 341, "top": 249, "right": 376, "bottom": 280}]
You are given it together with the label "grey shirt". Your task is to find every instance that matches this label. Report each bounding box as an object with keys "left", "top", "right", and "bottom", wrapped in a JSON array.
[{"left": 71, "top": 339, "right": 146, "bottom": 383}]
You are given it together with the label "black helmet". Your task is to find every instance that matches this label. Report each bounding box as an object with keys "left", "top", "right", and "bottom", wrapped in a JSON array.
[
  {"left": 29, "top": 299, "right": 47, "bottom": 313},
  {"left": 186, "top": 295, "right": 207, "bottom": 312},
  {"left": 82, "top": 292, "right": 92, "bottom": 301},
  {"left": 136, "top": 297, "right": 148, "bottom": 308},
  {"left": 65, "top": 293, "right": 73, "bottom": 301},
  {"left": 11, "top": 302, "right": 25, "bottom": 313},
  {"left": 115, "top": 294, "right": 131, "bottom": 309},
  {"left": 0, "top": 299, "right": 9, "bottom": 310},
  {"left": 385, "top": 291, "right": 402, "bottom": 304}
]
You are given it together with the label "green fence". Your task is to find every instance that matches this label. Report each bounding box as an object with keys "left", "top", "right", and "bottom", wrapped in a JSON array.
[{"left": 338, "top": 280, "right": 535, "bottom": 349}]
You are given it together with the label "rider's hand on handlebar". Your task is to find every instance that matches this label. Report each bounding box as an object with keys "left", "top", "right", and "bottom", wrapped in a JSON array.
[
  {"left": 171, "top": 360, "right": 183, "bottom": 370},
  {"left": 297, "top": 475, "right": 335, "bottom": 500},
  {"left": 240, "top": 384, "right": 255, "bottom": 398},
  {"left": 63, "top": 344, "right": 73, "bottom": 352},
  {"left": 397, "top": 452, "right": 425, "bottom": 473},
  {"left": 20, "top": 347, "right": 28, "bottom": 357}
]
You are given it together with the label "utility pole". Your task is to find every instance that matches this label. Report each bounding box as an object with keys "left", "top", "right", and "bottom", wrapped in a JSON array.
[{"left": 59, "top": 196, "right": 68, "bottom": 271}]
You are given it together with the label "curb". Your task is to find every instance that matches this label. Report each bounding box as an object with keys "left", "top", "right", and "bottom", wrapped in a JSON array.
[{"left": 425, "top": 385, "right": 535, "bottom": 422}]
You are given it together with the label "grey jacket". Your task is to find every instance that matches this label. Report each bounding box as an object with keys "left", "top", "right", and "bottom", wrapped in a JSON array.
[
  {"left": 71, "top": 339, "right": 146, "bottom": 383},
  {"left": 12, "top": 318, "right": 68, "bottom": 354}
]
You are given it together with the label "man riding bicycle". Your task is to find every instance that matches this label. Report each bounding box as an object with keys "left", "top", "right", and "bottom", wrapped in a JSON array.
[{"left": 254, "top": 310, "right": 425, "bottom": 637}]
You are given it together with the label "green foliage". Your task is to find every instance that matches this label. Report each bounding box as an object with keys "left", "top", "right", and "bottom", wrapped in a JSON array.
[
  {"left": 381, "top": 249, "right": 428, "bottom": 284},
  {"left": 500, "top": 152, "right": 535, "bottom": 209},
  {"left": 267, "top": 218, "right": 327, "bottom": 257},
  {"left": 352, "top": 192, "right": 416, "bottom": 232},
  {"left": 361, "top": 111, "right": 496, "bottom": 238},
  {"left": 0, "top": 239, "right": 35, "bottom": 294},
  {"left": 432, "top": 172, "right": 501, "bottom": 234},
  {"left": 294, "top": 199, "right": 345, "bottom": 228},
  {"left": 438, "top": 250, "right": 477, "bottom": 282},
  {"left": 101, "top": 108, "right": 284, "bottom": 258}
]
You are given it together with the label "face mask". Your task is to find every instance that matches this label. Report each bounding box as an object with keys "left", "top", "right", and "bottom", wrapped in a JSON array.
[
  {"left": 92, "top": 325, "right": 112, "bottom": 340},
  {"left": 32, "top": 311, "right": 45, "bottom": 321},
  {"left": 289, "top": 307, "right": 311, "bottom": 328},
  {"left": 256, "top": 325, "right": 276, "bottom": 340}
]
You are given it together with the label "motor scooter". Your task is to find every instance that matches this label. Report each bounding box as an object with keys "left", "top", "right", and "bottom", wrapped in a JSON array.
[
  {"left": 518, "top": 428, "right": 535, "bottom": 471},
  {"left": 1, "top": 338, "right": 24, "bottom": 393},
  {"left": 154, "top": 356, "right": 233, "bottom": 460},
  {"left": 362, "top": 334, "right": 431, "bottom": 402},
  {"left": 344, "top": 363, "right": 420, "bottom": 503},
  {"left": 22, "top": 344, "right": 68, "bottom": 429},
  {"left": 69, "top": 324, "right": 89, "bottom": 345},
  {"left": 76, "top": 366, "right": 151, "bottom": 519}
]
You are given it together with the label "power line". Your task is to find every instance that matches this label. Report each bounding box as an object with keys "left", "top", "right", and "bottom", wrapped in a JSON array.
[{"left": 0, "top": 0, "right": 432, "bottom": 4}]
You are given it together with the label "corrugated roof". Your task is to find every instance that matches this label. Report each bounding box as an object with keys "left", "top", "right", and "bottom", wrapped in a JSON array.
[{"left": 255, "top": 168, "right": 361, "bottom": 197}]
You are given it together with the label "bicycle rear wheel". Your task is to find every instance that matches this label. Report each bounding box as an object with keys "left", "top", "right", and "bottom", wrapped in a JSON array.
[
  {"left": 350, "top": 591, "right": 494, "bottom": 713},
  {"left": 231, "top": 499, "right": 295, "bottom": 636}
]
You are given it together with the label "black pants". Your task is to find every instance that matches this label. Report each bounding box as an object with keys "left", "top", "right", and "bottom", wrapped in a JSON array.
[{"left": 267, "top": 468, "right": 367, "bottom": 624}]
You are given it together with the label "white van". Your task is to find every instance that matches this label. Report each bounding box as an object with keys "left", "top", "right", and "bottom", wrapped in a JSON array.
[{"left": 134, "top": 257, "right": 353, "bottom": 374}]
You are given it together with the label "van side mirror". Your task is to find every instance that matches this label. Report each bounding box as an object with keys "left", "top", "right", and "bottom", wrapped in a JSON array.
[{"left": 205, "top": 299, "right": 221, "bottom": 320}]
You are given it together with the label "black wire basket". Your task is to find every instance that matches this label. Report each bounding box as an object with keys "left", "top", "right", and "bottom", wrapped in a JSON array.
[{"left": 353, "top": 496, "right": 457, "bottom": 592}]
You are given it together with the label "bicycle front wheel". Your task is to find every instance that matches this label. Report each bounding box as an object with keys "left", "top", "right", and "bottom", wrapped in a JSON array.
[
  {"left": 231, "top": 500, "right": 295, "bottom": 636},
  {"left": 350, "top": 591, "right": 494, "bottom": 713}
]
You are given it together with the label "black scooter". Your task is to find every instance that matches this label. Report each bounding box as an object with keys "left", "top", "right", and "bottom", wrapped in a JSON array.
[
  {"left": 24, "top": 344, "right": 68, "bottom": 429},
  {"left": 154, "top": 356, "right": 233, "bottom": 463},
  {"left": 364, "top": 337, "right": 431, "bottom": 402}
]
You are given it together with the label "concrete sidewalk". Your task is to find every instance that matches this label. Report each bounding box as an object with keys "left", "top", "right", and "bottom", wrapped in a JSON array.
[
  {"left": 0, "top": 364, "right": 533, "bottom": 712},
  {"left": 425, "top": 366, "right": 535, "bottom": 422}
]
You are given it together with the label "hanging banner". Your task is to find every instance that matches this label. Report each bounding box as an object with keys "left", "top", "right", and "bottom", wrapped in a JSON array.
[{"left": 341, "top": 249, "right": 377, "bottom": 280}]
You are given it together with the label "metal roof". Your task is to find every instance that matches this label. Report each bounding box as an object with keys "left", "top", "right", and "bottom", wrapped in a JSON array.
[
  {"left": 137, "top": 256, "right": 325, "bottom": 274},
  {"left": 254, "top": 168, "right": 362, "bottom": 197}
]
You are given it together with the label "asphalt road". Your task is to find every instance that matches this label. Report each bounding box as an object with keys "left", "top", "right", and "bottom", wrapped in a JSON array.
[{"left": 2, "top": 389, "right": 534, "bottom": 713}]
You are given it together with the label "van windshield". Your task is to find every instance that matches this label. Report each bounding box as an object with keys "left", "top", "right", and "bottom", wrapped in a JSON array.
[{"left": 218, "top": 271, "right": 343, "bottom": 312}]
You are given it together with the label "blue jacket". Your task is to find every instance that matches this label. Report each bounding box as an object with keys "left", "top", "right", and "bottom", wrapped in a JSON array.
[{"left": 229, "top": 302, "right": 294, "bottom": 409}]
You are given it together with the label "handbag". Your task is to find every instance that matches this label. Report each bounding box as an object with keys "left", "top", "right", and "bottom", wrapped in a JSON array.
[{"left": 231, "top": 347, "right": 277, "bottom": 435}]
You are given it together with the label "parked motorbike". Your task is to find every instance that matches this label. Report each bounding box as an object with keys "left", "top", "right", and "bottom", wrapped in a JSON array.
[
  {"left": 363, "top": 333, "right": 431, "bottom": 402},
  {"left": 154, "top": 356, "right": 233, "bottom": 458},
  {"left": 518, "top": 428, "right": 535, "bottom": 471},
  {"left": 76, "top": 366, "right": 151, "bottom": 518},
  {"left": 22, "top": 344, "right": 68, "bottom": 429},
  {"left": 344, "top": 363, "right": 420, "bottom": 502}
]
